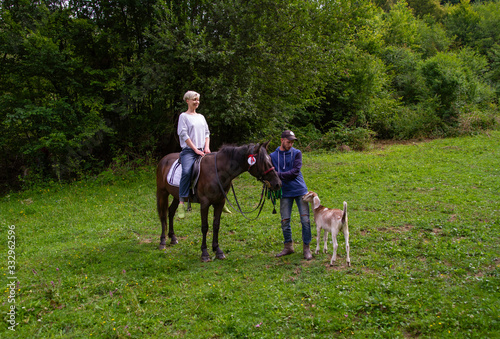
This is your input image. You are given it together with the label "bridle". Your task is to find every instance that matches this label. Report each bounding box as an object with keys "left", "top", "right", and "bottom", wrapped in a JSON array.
[
  {"left": 247, "top": 153, "right": 275, "bottom": 184},
  {"left": 214, "top": 151, "right": 277, "bottom": 220}
]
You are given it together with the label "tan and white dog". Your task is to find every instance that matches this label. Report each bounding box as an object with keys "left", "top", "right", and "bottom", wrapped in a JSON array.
[{"left": 303, "top": 191, "right": 350, "bottom": 266}]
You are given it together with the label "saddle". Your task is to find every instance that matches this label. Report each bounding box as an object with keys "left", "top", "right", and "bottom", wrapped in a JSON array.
[{"left": 166, "top": 155, "right": 203, "bottom": 202}]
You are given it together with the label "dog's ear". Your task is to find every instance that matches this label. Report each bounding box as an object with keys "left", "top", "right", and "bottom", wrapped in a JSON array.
[{"left": 313, "top": 196, "right": 321, "bottom": 209}]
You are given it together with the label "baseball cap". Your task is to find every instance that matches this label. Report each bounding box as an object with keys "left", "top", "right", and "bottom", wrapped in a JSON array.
[{"left": 281, "top": 130, "right": 298, "bottom": 141}]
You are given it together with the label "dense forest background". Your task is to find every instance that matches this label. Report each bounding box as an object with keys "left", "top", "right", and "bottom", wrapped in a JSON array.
[{"left": 1, "top": 0, "right": 499, "bottom": 192}]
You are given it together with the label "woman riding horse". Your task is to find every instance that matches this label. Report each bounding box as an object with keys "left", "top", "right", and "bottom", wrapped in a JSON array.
[{"left": 156, "top": 141, "right": 281, "bottom": 262}]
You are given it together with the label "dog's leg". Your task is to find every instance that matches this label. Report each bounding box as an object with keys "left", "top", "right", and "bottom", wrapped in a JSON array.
[
  {"left": 315, "top": 225, "right": 321, "bottom": 254},
  {"left": 330, "top": 230, "right": 339, "bottom": 266},
  {"left": 344, "top": 225, "right": 350, "bottom": 267},
  {"left": 323, "top": 230, "right": 328, "bottom": 253}
]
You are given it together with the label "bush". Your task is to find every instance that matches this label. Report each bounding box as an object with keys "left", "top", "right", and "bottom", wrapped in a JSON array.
[
  {"left": 456, "top": 103, "right": 500, "bottom": 135},
  {"left": 390, "top": 100, "right": 443, "bottom": 139},
  {"left": 421, "top": 52, "right": 465, "bottom": 122},
  {"left": 415, "top": 15, "right": 452, "bottom": 58},
  {"left": 383, "top": 46, "right": 428, "bottom": 105},
  {"left": 473, "top": 0, "right": 500, "bottom": 54},
  {"left": 322, "top": 126, "right": 376, "bottom": 151},
  {"left": 444, "top": 0, "right": 481, "bottom": 47},
  {"left": 288, "top": 124, "right": 323, "bottom": 152},
  {"left": 487, "top": 44, "right": 500, "bottom": 96}
]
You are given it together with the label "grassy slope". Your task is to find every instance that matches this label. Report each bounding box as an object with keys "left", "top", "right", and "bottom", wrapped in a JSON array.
[{"left": 1, "top": 132, "right": 499, "bottom": 338}]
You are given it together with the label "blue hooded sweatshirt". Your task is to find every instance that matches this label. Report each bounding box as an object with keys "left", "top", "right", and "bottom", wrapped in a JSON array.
[{"left": 270, "top": 146, "right": 308, "bottom": 198}]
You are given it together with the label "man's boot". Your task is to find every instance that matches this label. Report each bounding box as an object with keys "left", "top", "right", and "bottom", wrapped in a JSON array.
[
  {"left": 303, "top": 243, "right": 313, "bottom": 260},
  {"left": 276, "top": 242, "right": 294, "bottom": 257}
]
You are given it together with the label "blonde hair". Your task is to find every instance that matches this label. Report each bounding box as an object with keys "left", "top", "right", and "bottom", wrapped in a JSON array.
[{"left": 183, "top": 91, "right": 200, "bottom": 101}]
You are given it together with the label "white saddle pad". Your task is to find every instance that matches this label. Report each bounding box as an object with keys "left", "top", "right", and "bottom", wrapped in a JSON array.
[{"left": 167, "top": 159, "right": 182, "bottom": 187}]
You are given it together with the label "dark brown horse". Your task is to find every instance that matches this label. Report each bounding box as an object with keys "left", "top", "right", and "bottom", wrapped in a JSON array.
[{"left": 156, "top": 141, "right": 281, "bottom": 262}]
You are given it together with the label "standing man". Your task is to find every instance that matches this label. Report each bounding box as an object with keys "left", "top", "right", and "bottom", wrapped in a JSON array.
[{"left": 270, "top": 130, "right": 312, "bottom": 260}]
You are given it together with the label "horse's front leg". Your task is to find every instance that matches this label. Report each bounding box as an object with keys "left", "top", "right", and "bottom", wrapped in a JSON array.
[
  {"left": 212, "top": 203, "right": 226, "bottom": 260},
  {"left": 200, "top": 205, "right": 211, "bottom": 262}
]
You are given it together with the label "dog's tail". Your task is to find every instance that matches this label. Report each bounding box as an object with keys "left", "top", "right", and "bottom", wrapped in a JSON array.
[{"left": 342, "top": 201, "right": 347, "bottom": 224}]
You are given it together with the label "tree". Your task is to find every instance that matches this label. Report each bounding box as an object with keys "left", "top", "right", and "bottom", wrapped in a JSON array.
[
  {"left": 444, "top": 0, "right": 481, "bottom": 47},
  {"left": 472, "top": 0, "right": 500, "bottom": 54},
  {"left": 139, "top": 0, "right": 343, "bottom": 145},
  {"left": 0, "top": 0, "right": 155, "bottom": 184},
  {"left": 406, "top": 0, "right": 445, "bottom": 19}
]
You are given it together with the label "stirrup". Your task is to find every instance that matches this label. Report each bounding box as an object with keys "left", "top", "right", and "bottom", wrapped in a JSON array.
[{"left": 178, "top": 204, "right": 186, "bottom": 219}]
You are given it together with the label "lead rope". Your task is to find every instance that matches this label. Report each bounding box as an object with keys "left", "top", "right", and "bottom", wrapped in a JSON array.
[
  {"left": 214, "top": 151, "right": 268, "bottom": 221},
  {"left": 267, "top": 188, "right": 282, "bottom": 214}
]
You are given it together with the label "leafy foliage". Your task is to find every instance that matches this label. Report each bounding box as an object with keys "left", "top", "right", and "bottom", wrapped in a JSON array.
[{"left": 0, "top": 0, "right": 499, "bottom": 191}]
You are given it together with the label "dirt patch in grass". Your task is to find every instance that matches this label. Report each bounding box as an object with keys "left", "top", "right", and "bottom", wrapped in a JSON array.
[
  {"left": 386, "top": 137, "right": 436, "bottom": 145},
  {"left": 377, "top": 224, "right": 414, "bottom": 233},
  {"left": 372, "top": 138, "right": 434, "bottom": 150},
  {"left": 283, "top": 266, "right": 303, "bottom": 282},
  {"left": 327, "top": 261, "right": 352, "bottom": 270}
]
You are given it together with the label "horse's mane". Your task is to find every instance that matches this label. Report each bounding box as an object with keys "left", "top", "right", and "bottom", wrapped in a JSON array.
[
  {"left": 218, "top": 143, "right": 270, "bottom": 171},
  {"left": 218, "top": 143, "right": 256, "bottom": 158}
]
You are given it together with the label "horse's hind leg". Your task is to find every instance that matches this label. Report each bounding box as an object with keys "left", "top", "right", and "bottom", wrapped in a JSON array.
[
  {"left": 157, "top": 190, "right": 169, "bottom": 250},
  {"left": 168, "top": 198, "right": 179, "bottom": 244}
]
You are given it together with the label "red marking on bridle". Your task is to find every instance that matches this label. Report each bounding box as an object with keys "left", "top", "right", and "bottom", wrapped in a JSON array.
[
  {"left": 248, "top": 153, "right": 274, "bottom": 176},
  {"left": 263, "top": 167, "right": 275, "bottom": 175}
]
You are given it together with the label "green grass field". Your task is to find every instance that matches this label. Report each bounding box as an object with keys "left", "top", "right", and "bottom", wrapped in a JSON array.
[{"left": 1, "top": 132, "right": 499, "bottom": 338}]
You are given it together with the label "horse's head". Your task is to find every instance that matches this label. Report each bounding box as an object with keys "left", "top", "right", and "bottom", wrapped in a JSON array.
[{"left": 247, "top": 141, "right": 282, "bottom": 191}]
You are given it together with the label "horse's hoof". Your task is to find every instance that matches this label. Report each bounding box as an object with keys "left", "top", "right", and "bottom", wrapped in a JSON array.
[
  {"left": 170, "top": 238, "right": 178, "bottom": 245},
  {"left": 201, "top": 249, "right": 211, "bottom": 262},
  {"left": 159, "top": 244, "right": 166, "bottom": 250},
  {"left": 214, "top": 247, "right": 225, "bottom": 260}
]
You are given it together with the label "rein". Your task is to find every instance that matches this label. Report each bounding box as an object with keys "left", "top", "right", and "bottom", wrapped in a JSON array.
[
  {"left": 214, "top": 151, "right": 269, "bottom": 221},
  {"left": 263, "top": 166, "right": 275, "bottom": 176}
]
